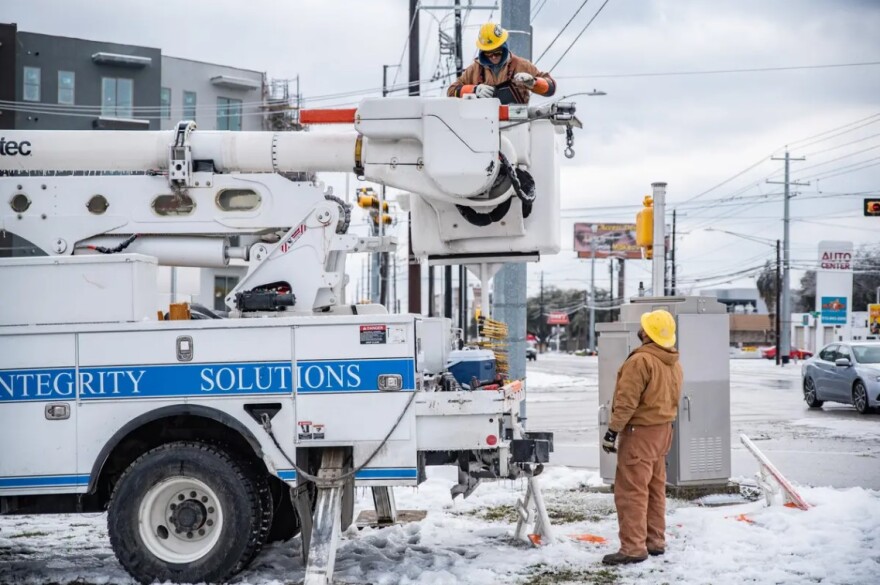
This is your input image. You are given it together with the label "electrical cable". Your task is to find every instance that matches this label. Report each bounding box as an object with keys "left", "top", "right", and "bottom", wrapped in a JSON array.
[
  {"left": 534, "top": 0, "right": 591, "bottom": 65},
  {"left": 548, "top": 0, "right": 612, "bottom": 73},
  {"left": 556, "top": 61, "right": 880, "bottom": 80}
]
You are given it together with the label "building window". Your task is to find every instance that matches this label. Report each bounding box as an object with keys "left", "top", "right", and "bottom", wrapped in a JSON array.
[
  {"left": 58, "top": 71, "right": 75, "bottom": 105},
  {"left": 160, "top": 87, "right": 171, "bottom": 119},
  {"left": 217, "top": 97, "right": 242, "bottom": 131},
  {"left": 102, "top": 77, "right": 133, "bottom": 118},
  {"left": 23, "top": 67, "right": 41, "bottom": 102},
  {"left": 183, "top": 91, "right": 197, "bottom": 120}
]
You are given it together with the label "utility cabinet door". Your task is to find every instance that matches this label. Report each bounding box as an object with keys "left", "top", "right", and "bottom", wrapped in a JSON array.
[
  {"left": 596, "top": 325, "right": 641, "bottom": 483},
  {"left": 672, "top": 313, "right": 731, "bottom": 484},
  {"left": 0, "top": 334, "right": 83, "bottom": 494}
]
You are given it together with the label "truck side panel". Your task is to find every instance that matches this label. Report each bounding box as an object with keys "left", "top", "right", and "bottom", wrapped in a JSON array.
[
  {"left": 75, "top": 325, "right": 296, "bottom": 485},
  {"left": 0, "top": 334, "right": 81, "bottom": 495}
]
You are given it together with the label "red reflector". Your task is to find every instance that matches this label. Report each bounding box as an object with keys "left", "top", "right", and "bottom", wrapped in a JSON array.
[{"left": 486, "top": 434, "right": 498, "bottom": 446}]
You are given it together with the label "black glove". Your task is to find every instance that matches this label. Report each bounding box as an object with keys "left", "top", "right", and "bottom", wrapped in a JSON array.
[{"left": 602, "top": 430, "right": 618, "bottom": 454}]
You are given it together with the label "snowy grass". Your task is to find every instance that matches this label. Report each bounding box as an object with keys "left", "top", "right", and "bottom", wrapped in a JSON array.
[{"left": 2, "top": 466, "right": 878, "bottom": 584}]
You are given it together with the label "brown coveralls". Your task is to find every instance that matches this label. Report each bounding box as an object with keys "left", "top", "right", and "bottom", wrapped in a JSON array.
[{"left": 609, "top": 342, "right": 683, "bottom": 557}]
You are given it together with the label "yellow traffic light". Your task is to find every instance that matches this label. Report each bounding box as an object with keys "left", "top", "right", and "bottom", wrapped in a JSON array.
[
  {"left": 636, "top": 195, "right": 654, "bottom": 259},
  {"left": 371, "top": 213, "right": 393, "bottom": 225}
]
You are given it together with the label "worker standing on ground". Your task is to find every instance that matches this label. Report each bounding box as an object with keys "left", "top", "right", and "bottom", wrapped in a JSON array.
[
  {"left": 447, "top": 23, "right": 556, "bottom": 104},
  {"left": 601, "top": 310, "right": 683, "bottom": 566}
]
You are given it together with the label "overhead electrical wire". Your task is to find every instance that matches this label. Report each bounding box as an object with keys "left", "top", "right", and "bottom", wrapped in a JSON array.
[
  {"left": 534, "top": 0, "right": 592, "bottom": 64},
  {"left": 556, "top": 61, "right": 880, "bottom": 80},
  {"left": 547, "top": 0, "right": 612, "bottom": 73}
]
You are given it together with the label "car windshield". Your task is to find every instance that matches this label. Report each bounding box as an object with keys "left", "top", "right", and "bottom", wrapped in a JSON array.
[{"left": 852, "top": 345, "right": 880, "bottom": 364}]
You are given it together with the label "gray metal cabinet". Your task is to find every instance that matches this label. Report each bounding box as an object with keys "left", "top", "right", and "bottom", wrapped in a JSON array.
[{"left": 597, "top": 296, "right": 731, "bottom": 487}]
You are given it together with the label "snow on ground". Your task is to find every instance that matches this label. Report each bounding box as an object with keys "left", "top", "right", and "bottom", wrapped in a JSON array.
[
  {"left": 2, "top": 361, "right": 880, "bottom": 584},
  {"left": 2, "top": 467, "right": 879, "bottom": 585}
]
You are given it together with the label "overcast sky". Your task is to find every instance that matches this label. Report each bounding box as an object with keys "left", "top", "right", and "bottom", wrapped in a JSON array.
[{"left": 4, "top": 0, "right": 880, "bottom": 308}]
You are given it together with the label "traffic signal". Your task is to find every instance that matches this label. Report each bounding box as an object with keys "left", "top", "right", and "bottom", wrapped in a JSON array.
[
  {"left": 371, "top": 213, "right": 393, "bottom": 225},
  {"left": 636, "top": 195, "right": 654, "bottom": 259},
  {"left": 356, "top": 191, "right": 389, "bottom": 212},
  {"left": 865, "top": 198, "right": 880, "bottom": 216}
]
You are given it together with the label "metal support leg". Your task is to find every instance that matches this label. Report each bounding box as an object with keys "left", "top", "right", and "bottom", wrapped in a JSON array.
[
  {"left": 303, "top": 448, "right": 347, "bottom": 585},
  {"left": 514, "top": 475, "right": 555, "bottom": 546},
  {"left": 371, "top": 486, "right": 398, "bottom": 525}
]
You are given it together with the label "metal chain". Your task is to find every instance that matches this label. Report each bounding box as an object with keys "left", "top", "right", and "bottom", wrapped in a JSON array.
[
  {"left": 565, "top": 126, "right": 575, "bottom": 159},
  {"left": 324, "top": 194, "right": 351, "bottom": 234}
]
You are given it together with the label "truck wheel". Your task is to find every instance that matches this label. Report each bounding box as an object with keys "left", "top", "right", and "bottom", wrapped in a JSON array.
[
  {"left": 107, "top": 441, "right": 263, "bottom": 585},
  {"left": 239, "top": 459, "right": 273, "bottom": 569}
]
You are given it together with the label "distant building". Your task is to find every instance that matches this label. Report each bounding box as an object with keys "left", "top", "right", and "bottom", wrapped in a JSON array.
[
  {"left": 0, "top": 22, "right": 161, "bottom": 131},
  {"left": 160, "top": 56, "right": 264, "bottom": 131},
  {"left": 700, "top": 288, "right": 768, "bottom": 314}
]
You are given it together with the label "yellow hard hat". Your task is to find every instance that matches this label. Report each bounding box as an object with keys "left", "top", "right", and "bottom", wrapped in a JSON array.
[
  {"left": 640, "top": 309, "right": 676, "bottom": 348},
  {"left": 476, "top": 23, "right": 509, "bottom": 51}
]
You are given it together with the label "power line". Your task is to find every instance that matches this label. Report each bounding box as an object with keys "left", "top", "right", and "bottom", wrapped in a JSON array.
[
  {"left": 534, "top": 0, "right": 591, "bottom": 64},
  {"left": 803, "top": 132, "right": 880, "bottom": 157},
  {"left": 531, "top": 0, "right": 550, "bottom": 23},
  {"left": 548, "top": 0, "right": 612, "bottom": 73},
  {"left": 556, "top": 61, "right": 880, "bottom": 80}
]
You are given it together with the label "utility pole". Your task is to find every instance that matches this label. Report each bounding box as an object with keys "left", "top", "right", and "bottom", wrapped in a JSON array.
[
  {"left": 539, "top": 270, "right": 545, "bottom": 349},
  {"left": 617, "top": 259, "right": 625, "bottom": 320},
  {"left": 589, "top": 235, "right": 597, "bottom": 352},
  {"left": 496, "top": 0, "right": 531, "bottom": 408},
  {"left": 671, "top": 209, "right": 677, "bottom": 296},
  {"left": 776, "top": 239, "right": 782, "bottom": 366},
  {"left": 768, "top": 151, "right": 808, "bottom": 365},
  {"left": 448, "top": 0, "right": 463, "bottom": 329},
  {"left": 651, "top": 182, "right": 667, "bottom": 296},
  {"left": 407, "top": 0, "right": 421, "bottom": 314}
]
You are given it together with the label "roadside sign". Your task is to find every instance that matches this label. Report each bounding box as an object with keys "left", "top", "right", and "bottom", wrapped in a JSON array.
[
  {"left": 869, "top": 304, "right": 880, "bottom": 335},
  {"left": 546, "top": 312, "right": 570, "bottom": 325},
  {"left": 821, "top": 296, "right": 847, "bottom": 325}
]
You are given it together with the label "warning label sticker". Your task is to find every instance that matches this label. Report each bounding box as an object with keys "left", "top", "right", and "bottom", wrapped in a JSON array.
[
  {"left": 360, "top": 324, "right": 387, "bottom": 345},
  {"left": 298, "top": 421, "right": 325, "bottom": 441},
  {"left": 388, "top": 325, "right": 406, "bottom": 344}
]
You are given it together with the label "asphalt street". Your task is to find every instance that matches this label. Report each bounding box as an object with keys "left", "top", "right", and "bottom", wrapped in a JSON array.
[{"left": 526, "top": 353, "right": 880, "bottom": 490}]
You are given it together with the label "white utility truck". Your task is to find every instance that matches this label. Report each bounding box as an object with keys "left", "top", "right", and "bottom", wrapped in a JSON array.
[{"left": 0, "top": 97, "right": 577, "bottom": 584}]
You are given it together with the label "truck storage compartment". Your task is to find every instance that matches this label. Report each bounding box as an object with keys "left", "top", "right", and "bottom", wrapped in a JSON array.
[{"left": 0, "top": 253, "right": 158, "bottom": 326}]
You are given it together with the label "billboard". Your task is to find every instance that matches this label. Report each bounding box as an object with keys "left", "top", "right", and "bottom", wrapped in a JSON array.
[
  {"left": 869, "top": 304, "right": 880, "bottom": 336},
  {"left": 573, "top": 223, "right": 641, "bottom": 259},
  {"left": 547, "top": 312, "right": 570, "bottom": 325},
  {"left": 821, "top": 296, "right": 847, "bottom": 325}
]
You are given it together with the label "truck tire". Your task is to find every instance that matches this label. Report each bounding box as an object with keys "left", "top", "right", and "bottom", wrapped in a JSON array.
[
  {"left": 107, "top": 441, "right": 264, "bottom": 585},
  {"left": 239, "top": 459, "right": 273, "bottom": 569}
]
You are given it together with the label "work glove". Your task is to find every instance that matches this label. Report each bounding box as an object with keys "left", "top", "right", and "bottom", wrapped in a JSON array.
[
  {"left": 602, "top": 430, "right": 618, "bottom": 454},
  {"left": 513, "top": 72, "right": 536, "bottom": 89},
  {"left": 474, "top": 84, "right": 495, "bottom": 98}
]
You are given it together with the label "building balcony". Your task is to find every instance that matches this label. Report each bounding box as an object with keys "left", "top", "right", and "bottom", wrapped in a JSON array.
[
  {"left": 91, "top": 52, "right": 153, "bottom": 67},
  {"left": 210, "top": 75, "right": 261, "bottom": 90}
]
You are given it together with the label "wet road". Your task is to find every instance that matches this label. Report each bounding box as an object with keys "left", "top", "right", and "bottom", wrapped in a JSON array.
[{"left": 526, "top": 353, "right": 880, "bottom": 490}]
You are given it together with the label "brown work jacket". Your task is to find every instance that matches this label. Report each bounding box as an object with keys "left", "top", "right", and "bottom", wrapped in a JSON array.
[
  {"left": 447, "top": 53, "right": 556, "bottom": 104},
  {"left": 609, "top": 342, "right": 683, "bottom": 433}
]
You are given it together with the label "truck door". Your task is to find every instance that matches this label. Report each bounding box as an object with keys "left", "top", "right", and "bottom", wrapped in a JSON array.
[{"left": 0, "top": 333, "right": 84, "bottom": 494}]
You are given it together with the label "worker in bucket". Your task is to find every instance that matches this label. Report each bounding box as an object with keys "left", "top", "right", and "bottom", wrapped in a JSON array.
[
  {"left": 447, "top": 23, "right": 556, "bottom": 104},
  {"left": 601, "top": 309, "right": 683, "bottom": 566}
]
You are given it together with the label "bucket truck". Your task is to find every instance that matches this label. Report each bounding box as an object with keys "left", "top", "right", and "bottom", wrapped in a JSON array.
[{"left": 0, "top": 97, "right": 578, "bottom": 584}]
